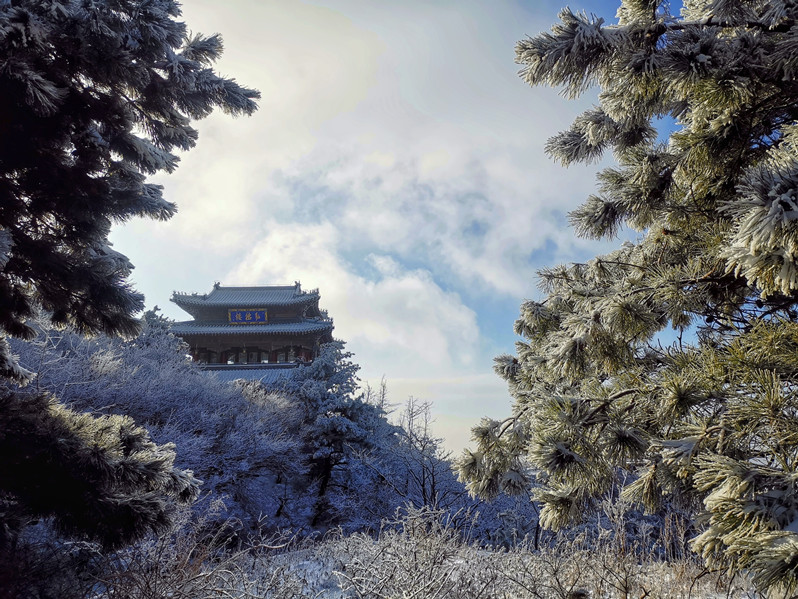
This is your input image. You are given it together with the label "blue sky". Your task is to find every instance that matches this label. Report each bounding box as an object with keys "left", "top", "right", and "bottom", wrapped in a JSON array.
[{"left": 110, "top": 0, "right": 643, "bottom": 451}]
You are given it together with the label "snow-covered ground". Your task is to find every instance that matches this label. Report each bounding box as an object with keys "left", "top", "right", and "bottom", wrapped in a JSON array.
[{"left": 96, "top": 507, "right": 760, "bottom": 599}]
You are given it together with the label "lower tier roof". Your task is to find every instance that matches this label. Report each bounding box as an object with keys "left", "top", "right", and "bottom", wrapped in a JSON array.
[{"left": 171, "top": 320, "right": 333, "bottom": 336}]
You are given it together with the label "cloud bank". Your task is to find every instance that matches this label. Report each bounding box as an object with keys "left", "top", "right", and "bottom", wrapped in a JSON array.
[{"left": 110, "top": 0, "right": 619, "bottom": 451}]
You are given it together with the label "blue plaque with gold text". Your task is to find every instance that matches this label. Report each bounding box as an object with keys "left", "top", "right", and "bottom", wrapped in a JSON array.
[{"left": 228, "top": 309, "right": 268, "bottom": 324}]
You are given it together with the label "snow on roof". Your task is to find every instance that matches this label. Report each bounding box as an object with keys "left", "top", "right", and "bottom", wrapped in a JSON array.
[
  {"left": 171, "top": 282, "right": 320, "bottom": 309},
  {"left": 171, "top": 320, "right": 333, "bottom": 336},
  {"left": 207, "top": 367, "right": 295, "bottom": 385}
]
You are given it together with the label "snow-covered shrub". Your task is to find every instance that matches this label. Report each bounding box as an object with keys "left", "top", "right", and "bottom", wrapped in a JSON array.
[
  {"left": 325, "top": 505, "right": 749, "bottom": 599},
  {"left": 335, "top": 506, "right": 489, "bottom": 599},
  {"left": 79, "top": 502, "right": 755, "bottom": 599},
  {"left": 5, "top": 315, "right": 305, "bottom": 530},
  {"left": 94, "top": 499, "right": 305, "bottom": 599}
]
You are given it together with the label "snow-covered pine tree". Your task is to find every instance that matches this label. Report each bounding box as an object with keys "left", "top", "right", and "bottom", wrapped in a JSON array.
[
  {"left": 0, "top": 390, "right": 198, "bottom": 549},
  {"left": 276, "top": 341, "right": 402, "bottom": 528},
  {"left": 0, "top": 0, "right": 257, "bottom": 549},
  {"left": 457, "top": 0, "right": 798, "bottom": 591}
]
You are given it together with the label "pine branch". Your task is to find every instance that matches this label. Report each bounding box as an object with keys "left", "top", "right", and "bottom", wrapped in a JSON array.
[{"left": 667, "top": 17, "right": 796, "bottom": 33}]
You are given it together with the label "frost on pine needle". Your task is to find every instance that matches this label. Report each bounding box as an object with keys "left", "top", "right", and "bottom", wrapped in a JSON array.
[{"left": 722, "top": 163, "right": 798, "bottom": 296}]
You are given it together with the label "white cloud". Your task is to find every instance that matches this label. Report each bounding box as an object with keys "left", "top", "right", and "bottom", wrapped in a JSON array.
[
  {"left": 269, "top": 140, "right": 605, "bottom": 298},
  {"left": 136, "top": 0, "right": 607, "bottom": 270}
]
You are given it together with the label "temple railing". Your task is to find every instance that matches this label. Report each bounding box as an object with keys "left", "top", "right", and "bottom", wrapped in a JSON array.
[{"left": 201, "top": 361, "right": 308, "bottom": 371}]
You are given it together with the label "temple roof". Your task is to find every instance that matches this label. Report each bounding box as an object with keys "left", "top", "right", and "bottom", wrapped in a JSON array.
[
  {"left": 171, "top": 319, "right": 333, "bottom": 336},
  {"left": 172, "top": 283, "right": 320, "bottom": 311}
]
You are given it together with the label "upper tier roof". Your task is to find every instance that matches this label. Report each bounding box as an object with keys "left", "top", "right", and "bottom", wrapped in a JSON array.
[{"left": 172, "top": 283, "right": 320, "bottom": 313}]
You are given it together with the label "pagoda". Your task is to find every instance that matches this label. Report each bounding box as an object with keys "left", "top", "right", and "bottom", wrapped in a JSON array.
[{"left": 170, "top": 282, "right": 334, "bottom": 382}]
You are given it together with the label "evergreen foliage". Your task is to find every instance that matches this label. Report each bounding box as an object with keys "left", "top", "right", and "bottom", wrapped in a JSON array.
[
  {"left": 0, "top": 0, "right": 258, "bottom": 381},
  {"left": 0, "top": 0, "right": 257, "bottom": 548},
  {"left": 457, "top": 0, "right": 798, "bottom": 591},
  {"left": 0, "top": 390, "right": 198, "bottom": 549}
]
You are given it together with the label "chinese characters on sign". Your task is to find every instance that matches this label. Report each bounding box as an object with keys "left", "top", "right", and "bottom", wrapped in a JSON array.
[{"left": 228, "top": 309, "right": 268, "bottom": 324}]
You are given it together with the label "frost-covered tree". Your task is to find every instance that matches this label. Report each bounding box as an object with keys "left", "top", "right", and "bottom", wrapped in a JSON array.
[
  {"left": 13, "top": 321, "right": 400, "bottom": 533},
  {"left": 457, "top": 0, "right": 798, "bottom": 591},
  {"left": 8, "top": 316, "right": 547, "bottom": 550},
  {"left": 276, "top": 342, "right": 403, "bottom": 528},
  {"left": 0, "top": 0, "right": 257, "bottom": 548},
  {"left": 0, "top": 0, "right": 258, "bottom": 381},
  {"left": 390, "top": 397, "right": 468, "bottom": 511}
]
